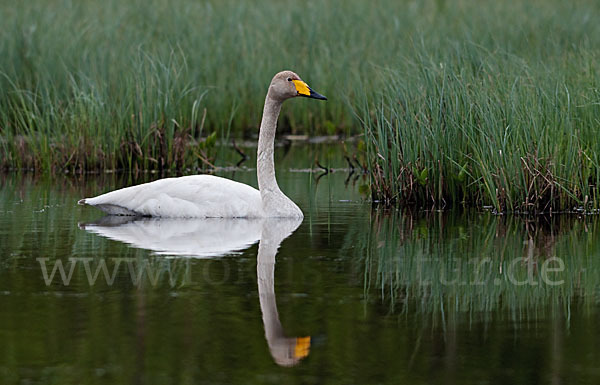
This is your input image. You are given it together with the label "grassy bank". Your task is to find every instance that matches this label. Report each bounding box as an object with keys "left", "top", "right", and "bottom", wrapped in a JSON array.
[
  {"left": 1, "top": 0, "right": 599, "bottom": 212},
  {"left": 0, "top": 0, "right": 366, "bottom": 171},
  {"left": 358, "top": 1, "right": 600, "bottom": 212}
]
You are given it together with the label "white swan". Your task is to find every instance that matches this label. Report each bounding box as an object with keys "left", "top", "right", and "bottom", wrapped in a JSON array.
[{"left": 78, "top": 70, "right": 327, "bottom": 218}]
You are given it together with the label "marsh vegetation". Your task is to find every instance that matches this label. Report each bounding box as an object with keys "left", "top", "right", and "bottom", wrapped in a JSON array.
[{"left": 1, "top": 0, "right": 599, "bottom": 211}]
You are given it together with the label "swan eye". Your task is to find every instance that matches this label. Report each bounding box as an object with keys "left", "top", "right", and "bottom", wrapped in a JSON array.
[{"left": 287, "top": 78, "right": 292, "bottom": 82}]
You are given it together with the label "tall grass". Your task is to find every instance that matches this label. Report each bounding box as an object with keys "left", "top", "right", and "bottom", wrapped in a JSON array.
[
  {"left": 1, "top": 0, "right": 599, "bottom": 214},
  {"left": 357, "top": 1, "right": 600, "bottom": 211},
  {"left": 0, "top": 0, "right": 373, "bottom": 171}
]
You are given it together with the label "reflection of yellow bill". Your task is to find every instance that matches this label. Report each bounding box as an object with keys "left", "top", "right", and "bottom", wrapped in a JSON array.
[
  {"left": 294, "top": 336, "right": 311, "bottom": 359},
  {"left": 292, "top": 80, "right": 311, "bottom": 96}
]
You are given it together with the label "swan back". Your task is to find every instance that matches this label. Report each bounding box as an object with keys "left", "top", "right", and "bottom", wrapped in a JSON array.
[{"left": 79, "top": 175, "right": 263, "bottom": 218}]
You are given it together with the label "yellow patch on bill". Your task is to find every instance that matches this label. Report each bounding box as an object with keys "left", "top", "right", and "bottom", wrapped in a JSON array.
[
  {"left": 294, "top": 336, "right": 311, "bottom": 359},
  {"left": 292, "top": 80, "right": 310, "bottom": 96}
]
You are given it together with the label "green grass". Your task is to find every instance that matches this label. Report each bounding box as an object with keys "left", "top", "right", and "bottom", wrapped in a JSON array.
[
  {"left": 0, "top": 0, "right": 363, "bottom": 171},
  {"left": 357, "top": 1, "right": 600, "bottom": 212},
  {"left": 1, "top": 0, "right": 599, "bottom": 212}
]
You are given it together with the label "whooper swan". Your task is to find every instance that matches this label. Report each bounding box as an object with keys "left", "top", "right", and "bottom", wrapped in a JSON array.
[{"left": 78, "top": 71, "right": 326, "bottom": 218}]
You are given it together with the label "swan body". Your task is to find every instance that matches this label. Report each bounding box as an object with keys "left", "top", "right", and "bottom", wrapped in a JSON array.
[
  {"left": 79, "top": 175, "right": 263, "bottom": 217},
  {"left": 78, "top": 70, "right": 326, "bottom": 218}
]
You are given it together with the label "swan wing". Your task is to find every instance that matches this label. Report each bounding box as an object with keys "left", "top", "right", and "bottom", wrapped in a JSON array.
[{"left": 79, "top": 175, "right": 263, "bottom": 218}]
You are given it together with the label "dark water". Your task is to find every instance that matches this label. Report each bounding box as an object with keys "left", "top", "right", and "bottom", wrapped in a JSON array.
[{"left": 1, "top": 145, "right": 600, "bottom": 385}]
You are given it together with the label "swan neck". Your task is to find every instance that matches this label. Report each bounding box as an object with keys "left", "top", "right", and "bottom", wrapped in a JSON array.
[{"left": 257, "top": 93, "right": 282, "bottom": 194}]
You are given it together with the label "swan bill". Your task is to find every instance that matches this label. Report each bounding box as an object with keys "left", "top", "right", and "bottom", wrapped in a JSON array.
[
  {"left": 294, "top": 336, "right": 311, "bottom": 359},
  {"left": 292, "top": 79, "right": 327, "bottom": 100},
  {"left": 306, "top": 88, "right": 327, "bottom": 100}
]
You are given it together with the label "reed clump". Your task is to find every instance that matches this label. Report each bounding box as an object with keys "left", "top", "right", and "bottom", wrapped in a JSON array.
[
  {"left": 0, "top": 0, "right": 358, "bottom": 172},
  {"left": 358, "top": 2, "right": 600, "bottom": 212}
]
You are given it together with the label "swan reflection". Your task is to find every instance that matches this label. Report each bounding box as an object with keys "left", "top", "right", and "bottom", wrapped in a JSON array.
[
  {"left": 80, "top": 216, "right": 263, "bottom": 258},
  {"left": 79, "top": 216, "right": 309, "bottom": 366},
  {"left": 257, "top": 218, "right": 310, "bottom": 367}
]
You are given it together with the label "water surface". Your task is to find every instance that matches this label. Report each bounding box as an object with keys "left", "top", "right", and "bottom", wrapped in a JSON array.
[{"left": 1, "top": 146, "right": 600, "bottom": 384}]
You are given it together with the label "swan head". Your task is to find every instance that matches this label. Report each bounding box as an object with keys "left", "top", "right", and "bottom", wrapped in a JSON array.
[
  {"left": 269, "top": 336, "right": 311, "bottom": 367},
  {"left": 268, "top": 71, "right": 327, "bottom": 102}
]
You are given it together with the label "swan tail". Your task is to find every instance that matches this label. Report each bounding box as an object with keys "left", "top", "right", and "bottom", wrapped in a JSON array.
[{"left": 78, "top": 197, "right": 140, "bottom": 216}]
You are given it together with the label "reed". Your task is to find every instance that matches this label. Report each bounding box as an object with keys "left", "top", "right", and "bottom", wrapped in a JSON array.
[
  {"left": 1, "top": 0, "right": 599, "bottom": 214},
  {"left": 0, "top": 0, "right": 358, "bottom": 171},
  {"left": 356, "top": 1, "right": 600, "bottom": 212}
]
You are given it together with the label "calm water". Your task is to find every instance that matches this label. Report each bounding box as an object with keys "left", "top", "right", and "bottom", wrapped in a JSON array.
[{"left": 1, "top": 145, "right": 600, "bottom": 385}]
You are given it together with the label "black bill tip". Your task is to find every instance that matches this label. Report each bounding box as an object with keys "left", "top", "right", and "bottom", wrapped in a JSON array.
[{"left": 307, "top": 87, "right": 327, "bottom": 100}]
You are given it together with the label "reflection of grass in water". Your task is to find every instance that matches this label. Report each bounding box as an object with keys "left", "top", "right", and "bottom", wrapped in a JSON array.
[{"left": 344, "top": 211, "right": 600, "bottom": 320}]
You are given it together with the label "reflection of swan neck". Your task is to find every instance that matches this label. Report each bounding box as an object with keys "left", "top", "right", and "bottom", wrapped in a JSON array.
[
  {"left": 257, "top": 225, "right": 286, "bottom": 344},
  {"left": 257, "top": 93, "right": 282, "bottom": 197},
  {"left": 257, "top": 219, "right": 308, "bottom": 367},
  {"left": 257, "top": 246, "right": 284, "bottom": 341}
]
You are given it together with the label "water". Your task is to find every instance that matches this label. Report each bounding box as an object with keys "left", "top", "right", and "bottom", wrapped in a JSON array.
[{"left": 1, "top": 146, "right": 600, "bottom": 384}]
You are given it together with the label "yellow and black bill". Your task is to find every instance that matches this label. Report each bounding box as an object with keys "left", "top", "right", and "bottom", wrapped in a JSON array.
[{"left": 292, "top": 80, "right": 327, "bottom": 100}]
